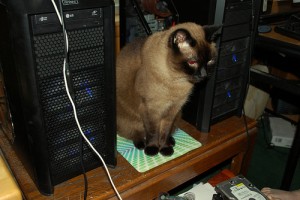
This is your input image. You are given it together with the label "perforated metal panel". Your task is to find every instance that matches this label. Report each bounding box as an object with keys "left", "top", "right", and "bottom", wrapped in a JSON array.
[
  {"left": 182, "top": 0, "right": 261, "bottom": 132},
  {"left": 32, "top": 23, "right": 111, "bottom": 184},
  {"left": 0, "top": 1, "right": 116, "bottom": 194}
]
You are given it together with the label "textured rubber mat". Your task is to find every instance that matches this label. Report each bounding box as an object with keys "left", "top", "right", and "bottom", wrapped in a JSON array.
[{"left": 117, "top": 128, "right": 202, "bottom": 172}]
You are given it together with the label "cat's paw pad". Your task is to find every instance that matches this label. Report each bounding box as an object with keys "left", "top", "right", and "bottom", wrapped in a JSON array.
[
  {"left": 160, "top": 146, "right": 174, "bottom": 156},
  {"left": 144, "top": 146, "right": 159, "bottom": 156},
  {"left": 133, "top": 141, "right": 145, "bottom": 150}
]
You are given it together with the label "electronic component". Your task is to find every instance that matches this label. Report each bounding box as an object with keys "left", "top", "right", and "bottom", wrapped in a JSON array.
[
  {"left": 214, "top": 175, "right": 269, "bottom": 200},
  {"left": 157, "top": 192, "right": 195, "bottom": 200}
]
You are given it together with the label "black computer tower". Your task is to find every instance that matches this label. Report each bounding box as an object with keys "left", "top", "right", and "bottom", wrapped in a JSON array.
[
  {"left": 0, "top": 0, "right": 116, "bottom": 195},
  {"left": 182, "top": 0, "right": 262, "bottom": 132}
]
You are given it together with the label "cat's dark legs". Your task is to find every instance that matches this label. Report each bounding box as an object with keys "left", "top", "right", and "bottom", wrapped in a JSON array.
[
  {"left": 133, "top": 139, "right": 145, "bottom": 150},
  {"left": 158, "top": 120, "right": 177, "bottom": 156},
  {"left": 159, "top": 135, "right": 176, "bottom": 156},
  {"left": 144, "top": 132, "right": 160, "bottom": 156},
  {"left": 131, "top": 131, "right": 160, "bottom": 156},
  {"left": 131, "top": 130, "right": 146, "bottom": 150},
  {"left": 160, "top": 146, "right": 174, "bottom": 156},
  {"left": 168, "top": 136, "right": 176, "bottom": 146},
  {"left": 144, "top": 146, "right": 160, "bottom": 156},
  {"left": 167, "top": 125, "right": 176, "bottom": 146},
  {"left": 131, "top": 131, "right": 159, "bottom": 156},
  {"left": 139, "top": 102, "right": 178, "bottom": 156},
  {"left": 139, "top": 103, "right": 161, "bottom": 156},
  {"left": 144, "top": 120, "right": 177, "bottom": 156}
]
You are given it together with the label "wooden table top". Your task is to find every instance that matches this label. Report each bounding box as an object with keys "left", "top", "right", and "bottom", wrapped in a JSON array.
[
  {"left": 259, "top": 24, "right": 300, "bottom": 46},
  {"left": 257, "top": 0, "right": 300, "bottom": 50},
  {"left": 259, "top": 25, "right": 300, "bottom": 45},
  {"left": 0, "top": 116, "right": 257, "bottom": 200}
]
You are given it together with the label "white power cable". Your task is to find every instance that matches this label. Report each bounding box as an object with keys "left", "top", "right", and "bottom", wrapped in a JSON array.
[{"left": 50, "top": 1, "right": 122, "bottom": 199}]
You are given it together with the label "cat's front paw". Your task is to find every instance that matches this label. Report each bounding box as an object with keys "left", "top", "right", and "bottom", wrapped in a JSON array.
[
  {"left": 160, "top": 146, "right": 174, "bottom": 156},
  {"left": 133, "top": 140, "right": 145, "bottom": 150},
  {"left": 168, "top": 136, "right": 176, "bottom": 147},
  {"left": 144, "top": 146, "right": 159, "bottom": 156}
]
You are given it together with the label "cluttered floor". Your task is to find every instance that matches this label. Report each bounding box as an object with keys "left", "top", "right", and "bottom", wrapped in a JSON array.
[
  {"left": 246, "top": 112, "right": 300, "bottom": 191},
  {"left": 170, "top": 112, "right": 300, "bottom": 198}
]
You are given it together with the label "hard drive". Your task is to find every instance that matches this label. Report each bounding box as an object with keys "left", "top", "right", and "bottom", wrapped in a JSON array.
[{"left": 214, "top": 175, "right": 269, "bottom": 200}]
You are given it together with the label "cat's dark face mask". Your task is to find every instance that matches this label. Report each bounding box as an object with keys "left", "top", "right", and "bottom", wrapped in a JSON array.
[
  {"left": 170, "top": 25, "right": 221, "bottom": 84},
  {"left": 184, "top": 43, "right": 219, "bottom": 83},
  {"left": 193, "top": 25, "right": 221, "bottom": 83},
  {"left": 199, "top": 25, "right": 222, "bottom": 80},
  {"left": 190, "top": 56, "right": 217, "bottom": 83}
]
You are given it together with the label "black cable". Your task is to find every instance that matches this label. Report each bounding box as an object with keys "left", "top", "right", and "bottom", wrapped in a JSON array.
[
  {"left": 240, "top": 108, "right": 251, "bottom": 174},
  {"left": 57, "top": 0, "right": 88, "bottom": 198},
  {"left": 260, "top": 112, "right": 275, "bottom": 148},
  {"left": 242, "top": 109, "right": 250, "bottom": 145},
  {"left": 80, "top": 136, "right": 88, "bottom": 200},
  {"left": 239, "top": 0, "right": 257, "bottom": 172},
  {"left": 130, "top": 0, "right": 152, "bottom": 36}
]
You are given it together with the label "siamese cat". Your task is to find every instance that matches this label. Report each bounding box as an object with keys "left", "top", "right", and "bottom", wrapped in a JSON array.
[{"left": 116, "top": 22, "right": 220, "bottom": 156}]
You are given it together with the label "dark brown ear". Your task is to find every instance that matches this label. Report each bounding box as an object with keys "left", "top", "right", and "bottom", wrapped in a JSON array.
[{"left": 203, "top": 25, "right": 222, "bottom": 42}]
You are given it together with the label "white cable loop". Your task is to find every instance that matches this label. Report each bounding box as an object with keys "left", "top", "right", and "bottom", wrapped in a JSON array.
[{"left": 50, "top": 1, "right": 122, "bottom": 199}]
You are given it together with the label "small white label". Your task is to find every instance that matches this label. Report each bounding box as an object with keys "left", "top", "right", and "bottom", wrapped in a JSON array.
[
  {"left": 62, "top": 0, "right": 79, "bottom": 6},
  {"left": 230, "top": 183, "right": 266, "bottom": 200},
  {"left": 262, "top": 0, "right": 268, "bottom": 12}
]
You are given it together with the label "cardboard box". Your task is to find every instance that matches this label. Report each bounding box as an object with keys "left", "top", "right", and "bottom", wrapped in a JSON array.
[{"left": 270, "top": 117, "right": 296, "bottom": 148}]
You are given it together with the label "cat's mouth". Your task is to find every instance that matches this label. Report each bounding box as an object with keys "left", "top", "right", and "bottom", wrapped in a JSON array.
[
  {"left": 187, "top": 60, "right": 197, "bottom": 66},
  {"left": 182, "top": 59, "right": 212, "bottom": 83}
]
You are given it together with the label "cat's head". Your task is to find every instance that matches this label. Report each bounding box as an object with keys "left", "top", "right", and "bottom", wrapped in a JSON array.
[{"left": 168, "top": 23, "right": 221, "bottom": 83}]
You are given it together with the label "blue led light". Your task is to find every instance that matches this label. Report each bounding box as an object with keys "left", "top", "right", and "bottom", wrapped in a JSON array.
[
  {"left": 232, "top": 54, "right": 237, "bottom": 63},
  {"left": 227, "top": 90, "right": 232, "bottom": 98},
  {"left": 85, "top": 87, "right": 93, "bottom": 97},
  {"left": 80, "top": 81, "right": 93, "bottom": 97},
  {"left": 84, "top": 129, "right": 91, "bottom": 135},
  {"left": 69, "top": 149, "right": 77, "bottom": 156},
  {"left": 84, "top": 129, "right": 95, "bottom": 141},
  {"left": 84, "top": 81, "right": 93, "bottom": 97}
]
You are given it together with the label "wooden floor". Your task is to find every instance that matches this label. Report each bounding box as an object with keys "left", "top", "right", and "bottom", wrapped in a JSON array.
[{"left": 0, "top": 116, "right": 257, "bottom": 200}]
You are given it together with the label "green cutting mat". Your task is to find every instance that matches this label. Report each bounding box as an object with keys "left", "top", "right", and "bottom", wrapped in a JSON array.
[{"left": 117, "top": 128, "right": 202, "bottom": 173}]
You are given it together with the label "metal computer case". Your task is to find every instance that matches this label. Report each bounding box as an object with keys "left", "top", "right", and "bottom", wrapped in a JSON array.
[{"left": 0, "top": 0, "right": 116, "bottom": 195}]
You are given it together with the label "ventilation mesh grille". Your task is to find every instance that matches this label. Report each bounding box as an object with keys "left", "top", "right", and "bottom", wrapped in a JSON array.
[{"left": 33, "top": 26, "right": 109, "bottom": 184}]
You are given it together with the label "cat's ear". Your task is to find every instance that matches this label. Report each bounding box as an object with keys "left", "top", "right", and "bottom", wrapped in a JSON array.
[{"left": 203, "top": 25, "right": 222, "bottom": 43}]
